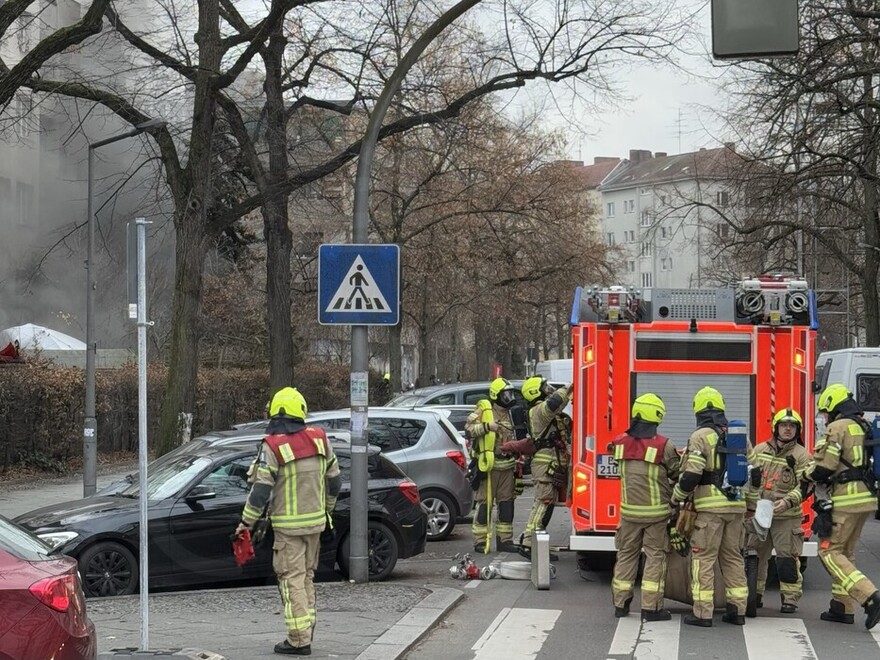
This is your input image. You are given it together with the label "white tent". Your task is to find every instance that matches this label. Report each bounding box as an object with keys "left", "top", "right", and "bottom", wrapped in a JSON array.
[{"left": 0, "top": 323, "right": 86, "bottom": 351}]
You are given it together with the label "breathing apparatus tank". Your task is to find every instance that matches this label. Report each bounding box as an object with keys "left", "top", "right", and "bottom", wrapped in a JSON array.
[
  {"left": 870, "top": 417, "right": 880, "bottom": 479},
  {"left": 724, "top": 420, "right": 749, "bottom": 487}
]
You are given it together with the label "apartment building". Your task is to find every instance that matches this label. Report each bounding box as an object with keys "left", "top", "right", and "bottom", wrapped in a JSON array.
[{"left": 598, "top": 145, "right": 746, "bottom": 289}]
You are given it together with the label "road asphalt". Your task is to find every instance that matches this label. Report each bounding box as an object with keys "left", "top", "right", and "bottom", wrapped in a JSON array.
[{"left": 0, "top": 466, "right": 464, "bottom": 660}]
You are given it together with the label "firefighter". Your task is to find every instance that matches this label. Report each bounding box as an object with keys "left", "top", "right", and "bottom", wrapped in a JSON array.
[
  {"left": 671, "top": 386, "right": 748, "bottom": 627},
  {"left": 610, "top": 393, "right": 681, "bottom": 621},
  {"left": 807, "top": 383, "right": 880, "bottom": 629},
  {"left": 465, "top": 377, "right": 520, "bottom": 554},
  {"left": 744, "top": 408, "right": 811, "bottom": 614},
  {"left": 237, "top": 388, "right": 342, "bottom": 655},
  {"left": 515, "top": 377, "right": 573, "bottom": 560}
]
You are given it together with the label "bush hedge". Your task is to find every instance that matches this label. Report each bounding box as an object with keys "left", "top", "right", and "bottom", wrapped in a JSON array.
[{"left": 0, "top": 359, "right": 386, "bottom": 472}]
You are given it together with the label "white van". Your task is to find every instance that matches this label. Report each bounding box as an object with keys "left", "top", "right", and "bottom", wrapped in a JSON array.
[
  {"left": 814, "top": 348, "right": 880, "bottom": 428},
  {"left": 534, "top": 359, "right": 573, "bottom": 383}
]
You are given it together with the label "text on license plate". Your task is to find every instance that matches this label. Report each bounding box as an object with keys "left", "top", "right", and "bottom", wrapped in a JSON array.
[{"left": 597, "top": 454, "right": 620, "bottom": 478}]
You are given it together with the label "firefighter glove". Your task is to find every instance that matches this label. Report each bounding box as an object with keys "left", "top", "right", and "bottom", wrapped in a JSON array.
[
  {"left": 786, "top": 455, "right": 796, "bottom": 469},
  {"left": 667, "top": 524, "right": 690, "bottom": 557},
  {"left": 550, "top": 466, "right": 567, "bottom": 491},
  {"left": 320, "top": 512, "right": 336, "bottom": 544},
  {"left": 811, "top": 499, "right": 833, "bottom": 539}
]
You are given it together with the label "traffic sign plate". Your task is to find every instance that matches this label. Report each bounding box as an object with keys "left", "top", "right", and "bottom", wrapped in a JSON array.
[{"left": 318, "top": 244, "right": 400, "bottom": 325}]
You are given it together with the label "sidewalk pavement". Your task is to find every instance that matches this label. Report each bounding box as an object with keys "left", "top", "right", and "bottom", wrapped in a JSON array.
[
  {"left": 1, "top": 467, "right": 464, "bottom": 660},
  {"left": 90, "top": 582, "right": 463, "bottom": 660}
]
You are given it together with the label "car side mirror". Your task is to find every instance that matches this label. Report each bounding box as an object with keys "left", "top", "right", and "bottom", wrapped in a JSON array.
[{"left": 186, "top": 485, "right": 216, "bottom": 501}]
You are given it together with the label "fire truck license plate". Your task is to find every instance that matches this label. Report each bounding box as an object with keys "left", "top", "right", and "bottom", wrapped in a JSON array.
[{"left": 597, "top": 455, "right": 620, "bottom": 478}]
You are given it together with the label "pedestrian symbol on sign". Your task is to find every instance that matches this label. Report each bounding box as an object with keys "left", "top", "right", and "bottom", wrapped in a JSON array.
[{"left": 327, "top": 255, "right": 390, "bottom": 313}]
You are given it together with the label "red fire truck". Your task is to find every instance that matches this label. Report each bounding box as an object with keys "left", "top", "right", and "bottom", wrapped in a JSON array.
[{"left": 567, "top": 276, "right": 818, "bottom": 559}]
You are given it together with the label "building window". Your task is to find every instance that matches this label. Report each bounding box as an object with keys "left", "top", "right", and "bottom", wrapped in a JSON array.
[
  {"left": 640, "top": 210, "right": 652, "bottom": 227},
  {"left": 16, "top": 182, "right": 34, "bottom": 226},
  {"left": 639, "top": 187, "right": 650, "bottom": 195},
  {"left": 640, "top": 242, "right": 653, "bottom": 257},
  {"left": 660, "top": 227, "right": 668, "bottom": 239},
  {"left": 624, "top": 200, "right": 635, "bottom": 213},
  {"left": 14, "top": 92, "right": 33, "bottom": 138},
  {"left": 627, "top": 260, "right": 636, "bottom": 273},
  {"left": 606, "top": 202, "right": 615, "bottom": 217},
  {"left": 606, "top": 232, "right": 615, "bottom": 246},
  {"left": 716, "top": 191, "right": 730, "bottom": 207},
  {"left": 717, "top": 222, "right": 730, "bottom": 239},
  {"left": 626, "top": 230, "right": 635, "bottom": 243},
  {"left": 661, "top": 257, "right": 673, "bottom": 271},
  {"left": 641, "top": 272, "right": 653, "bottom": 287}
]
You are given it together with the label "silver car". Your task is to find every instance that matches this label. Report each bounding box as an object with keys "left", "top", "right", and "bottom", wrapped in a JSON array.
[{"left": 306, "top": 408, "right": 473, "bottom": 541}]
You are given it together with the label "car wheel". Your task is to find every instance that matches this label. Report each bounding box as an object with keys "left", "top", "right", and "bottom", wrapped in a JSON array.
[
  {"left": 421, "top": 491, "right": 456, "bottom": 541},
  {"left": 78, "top": 541, "right": 138, "bottom": 598},
  {"left": 338, "top": 521, "right": 400, "bottom": 581}
]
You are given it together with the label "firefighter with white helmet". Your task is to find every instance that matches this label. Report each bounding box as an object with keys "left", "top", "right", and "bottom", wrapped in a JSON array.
[
  {"left": 610, "top": 393, "right": 681, "bottom": 621},
  {"left": 808, "top": 383, "right": 880, "bottom": 629},
  {"left": 465, "top": 377, "right": 520, "bottom": 554},
  {"left": 672, "top": 386, "right": 748, "bottom": 627},
  {"left": 515, "top": 376, "right": 573, "bottom": 559},
  {"left": 744, "top": 407, "right": 811, "bottom": 614}
]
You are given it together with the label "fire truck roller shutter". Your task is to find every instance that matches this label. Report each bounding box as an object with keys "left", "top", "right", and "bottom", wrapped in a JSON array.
[{"left": 634, "top": 373, "right": 753, "bottom": 447}]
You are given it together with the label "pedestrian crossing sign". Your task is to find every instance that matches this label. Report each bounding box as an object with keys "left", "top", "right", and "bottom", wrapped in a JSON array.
[{"left": 318, "top": 244, "right": 400, "bottom": 325}]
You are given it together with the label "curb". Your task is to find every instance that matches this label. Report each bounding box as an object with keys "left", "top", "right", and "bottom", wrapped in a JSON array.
[{"left": 354, "top": 586, "right": 463, "bottom": 660}]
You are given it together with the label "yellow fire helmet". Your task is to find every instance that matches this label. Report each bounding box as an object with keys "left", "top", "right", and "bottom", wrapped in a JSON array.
[
  {"left": 489, "top": 377, "right": 514, "bottom": 404},
  {"left": 772, "top": 407, "right": 803, "bottom": 429},
  {"left": 521, "top": 376, "right": 547, "bottom": 403},
  {"left": 817, "top": 383, "right": 852, "bottom": 414},
  {"left": 269, "top": 387, "right": 307, "bottom": 419},
  {"left": 632, "top": 393, "right": 666, "bottom": 424},
  {"left": 693, "top": 386, "right": 725, "bottom": 414}
]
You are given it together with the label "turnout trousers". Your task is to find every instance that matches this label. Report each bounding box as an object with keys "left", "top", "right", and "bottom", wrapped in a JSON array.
[
  {"left": 611, "top": 518, "right": 669, "bottom": 611},
  {"left": 274, "top": 532, "right": 321, "bottom": 648},
  {"left": 520, "top": 448, "right": 559, "bottom": 549},
  {"left": 747, "top": 516, "right": 804, "bottom": 606},
  {"left": 690, "top": 511, "right": 748, "bottom": 619},
  {"left": 819, "top": 509, "right": 878, "bottom": 614},
  {"left": 472, "top": 466, "right": 516, "bottom": 547}
]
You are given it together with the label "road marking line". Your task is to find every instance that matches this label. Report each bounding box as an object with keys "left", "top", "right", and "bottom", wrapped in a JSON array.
[
  {"left": 471, "top": 608, "right": 560, "bottom": 659},
  {"left": 872, "top": 625, "right": 880, "bottom": 651},
  {"left": 608, "top": 615, "right": 641, "bottom": 656},
  {"left": 464, "top": 580, "right": 481, "bottom": 589},
  {"left": 743, "top": 617, "right": 817, "bottom": 659},
  {"left": 635, "top": 614, "right": 680, "bottom": 660}
]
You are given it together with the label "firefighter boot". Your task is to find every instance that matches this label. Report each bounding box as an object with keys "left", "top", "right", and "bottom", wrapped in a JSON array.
[
  {"left": 496, "top": 536, "right": 519, "bottom": 553},
  {"left": 864, "top": 592, "right": 880, "bottom": 630},
  {"left": 722, "top": 604, "right": 745, "bottom": 626},
  {"left": 274, "top": 640, "right": 311, "bottom": 655},
  {"left": 614, "top": 597, "right": 633, "bottom": 618},
  {"left": 642, "top": 609, "right": 672, "bottom": 622},
  {"left": 683, "top": 614, "right": 712, "bottom": 627},
  {"left": 820, "top": 600, "right": 854, "bottom": 624}
]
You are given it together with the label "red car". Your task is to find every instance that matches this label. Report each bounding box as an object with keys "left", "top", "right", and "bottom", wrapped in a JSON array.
[{"left": 0, "top": 515, "right": 96, "bottom": 660}]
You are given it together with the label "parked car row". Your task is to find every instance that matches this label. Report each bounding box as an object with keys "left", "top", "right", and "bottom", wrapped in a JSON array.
[{"left": 15, "top": 433, "right": 427, "bottom": 598}]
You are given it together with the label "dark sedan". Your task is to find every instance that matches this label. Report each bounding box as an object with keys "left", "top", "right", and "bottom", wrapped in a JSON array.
[{"left": 15, "top": 432, "right": 426, "bottom": 598}]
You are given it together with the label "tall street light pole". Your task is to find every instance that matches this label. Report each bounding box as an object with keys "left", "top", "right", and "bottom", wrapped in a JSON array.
[{"left": 84, "top": 118, "right": 166, "bottom": 497}]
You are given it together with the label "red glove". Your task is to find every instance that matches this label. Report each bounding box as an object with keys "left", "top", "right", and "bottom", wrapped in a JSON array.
[{"left": 500, "top": 439, "right": 536, "bottom": 456}]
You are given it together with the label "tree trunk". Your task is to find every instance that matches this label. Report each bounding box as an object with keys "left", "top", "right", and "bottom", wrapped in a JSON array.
[
  {"left": 156, "top": 211, "right": 213, "bottom": 455},
  {"left": 389, "top": 323, "right": 402, "bottom": 392},
  {"left": 263, "top": 26, "right": 294, "bottom": 393}
]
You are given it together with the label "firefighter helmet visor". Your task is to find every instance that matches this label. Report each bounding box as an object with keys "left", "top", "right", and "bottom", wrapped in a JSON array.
[{"left": 772, "top": 407, "right": 803, "bottom": 429}]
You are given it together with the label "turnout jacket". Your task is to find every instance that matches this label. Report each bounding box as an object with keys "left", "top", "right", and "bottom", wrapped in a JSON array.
[
  {"left": 810, "top": 417, "right": 876, "bottom": 513},
  {"left": 746, "top": 438, "right": 811, "bottom": 519},
  {"left": 465, "top": 401, "right": 517, "bottom": 471},
  {"left": 612, "top": 433, "right": 681, "bottom": 523},
  {"left": 673, "top": 427, "right": 747, "bottom": 513},
  {"left": 241, "top": 426, "right": 342, "bottom": 535},
  {"left": 528, "top": 385, "right": 573, "bottom": 469}
]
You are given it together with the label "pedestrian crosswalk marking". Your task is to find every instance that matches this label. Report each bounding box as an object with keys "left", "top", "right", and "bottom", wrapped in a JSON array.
[
  {"left": 325, "top": 255, "right": 390, "bottom": 313},
  {"left": 635, "top": 614, "right": 680, "bottom": 659},
  {"left": 743, "top": 617, "right": 816, "bottom": 659},
  {"left": 607, "top": 614, "right": 641, "bottom": 656},
  {"left": 471, "top": 607, "right": 560, "bottom": 659}
]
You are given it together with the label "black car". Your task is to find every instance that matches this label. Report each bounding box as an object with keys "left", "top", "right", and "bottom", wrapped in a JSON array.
[{"left": 14, "top": 432, "right": 427, "bottom": 597}]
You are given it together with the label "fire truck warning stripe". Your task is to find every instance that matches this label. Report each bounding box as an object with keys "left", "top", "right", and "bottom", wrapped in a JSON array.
[{"left": 471, "top": 607, "right": 560, "bottom": 659}]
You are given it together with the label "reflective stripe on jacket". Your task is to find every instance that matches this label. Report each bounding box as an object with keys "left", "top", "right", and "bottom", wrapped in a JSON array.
[{"left": 613, "top": 433, "right": 681, "bottom": 522}]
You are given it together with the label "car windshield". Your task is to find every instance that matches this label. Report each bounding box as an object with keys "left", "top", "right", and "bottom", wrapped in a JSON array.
[
  {"left": 0, "top": 516, "right": 53, "bottom": 561},
  {"left": 118, "top": 454, "right": 214, "bottom": 500}
]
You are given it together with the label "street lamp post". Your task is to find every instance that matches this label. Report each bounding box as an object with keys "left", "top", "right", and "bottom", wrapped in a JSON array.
[{"left": 84, "top": 118, "right": 166, "bottom": 497}]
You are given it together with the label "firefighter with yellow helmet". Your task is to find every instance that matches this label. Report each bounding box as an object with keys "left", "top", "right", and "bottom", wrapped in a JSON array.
[
  {"left": 516, "top": 377, "right": 573, "bottom": 559},
  {"left": 744, "top": 407, "right": 811, "bottom": 614},
  {"left": 808, "top": 383, "right": 880, "bottom": 629},
  {"left": 610, "top": 393, "right": 681, "bottom": 621},
  {"left": 672, "top": 386, "right": 748, "bottom": 627},
  {"left": 237, "top": 388, "right": 342, "bottom": 655}
]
